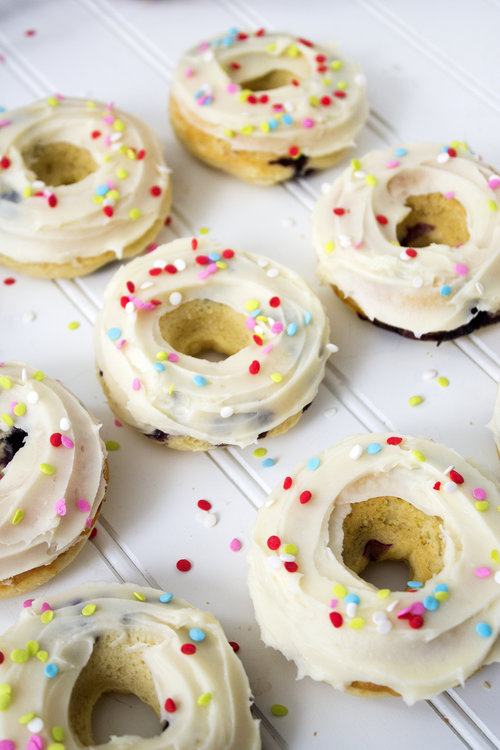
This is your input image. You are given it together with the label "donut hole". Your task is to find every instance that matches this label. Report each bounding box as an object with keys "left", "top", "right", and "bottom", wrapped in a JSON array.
[
  {"left": 22, "top": 141, "right": 98, "bottom": 186},
  {"left": 0, "top": 427, "right": 27, "bottom": 478},
  {"left": 158, "top": 299, "right": 252, "bottom": 361},
  {"left": 228, "top": 53, "right": 309, "bottom": 91},
  {"left": 396, "top": 192, "right": 470, "bottom": 248},
  {"left": 340, "top": 496, "right": 444, "bottom": 589},
  {"left": 91, "top": 693, "right": 164, "bottom": 743},
  {"left": 69, "top": 631, "right": 166, "bottom": 745}
]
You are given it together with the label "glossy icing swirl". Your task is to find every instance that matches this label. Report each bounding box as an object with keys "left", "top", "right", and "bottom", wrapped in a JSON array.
[
  {"left": 0, "top": 582, "right": 261, "bottom": 749},
  {"left": 313, "top": 142, "right": 500, "bottom": 337},
  {"left": 94, "top": 238, "right": 331, "bottom": 448},
  {"left": 248, "top": 433, "right": 500, "bottom": 703},
  {"left": 0, "top": 362, "right": 106, "bottom": 583}
]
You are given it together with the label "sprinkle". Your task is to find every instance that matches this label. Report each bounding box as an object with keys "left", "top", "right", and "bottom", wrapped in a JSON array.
[
  {"left": 160, "top": 593, "right": 173, "bottom": 604},
  {"left": 0, "top": 376, "right": 12, "bottom": 389},
  {"left": 287, "top": 322, "right": 298, "bottom": 336},
  {"left": 1, "top": 413, "right": 13, "bottom": 426},
  {"left": 271, "top": 373, "right": 283, "bottom": 383},
  {"left": 55, "top": 498, "right": 66, "bottom": 516},
  {"left": 299, "top": 491, "right": 312, "bottom": 504},
  {"left": 377, "top": 589, "right": 391, "bottom": 599},
  {"left": 438, "top": 376, "right": 450, "bottom": 387},
  {"left": 107, "top": 327, "right": 121, "bottom": 340},
  {"left": 271, "top": 704, "right": 288, "bottom": 717},
  {"left": 181, "top": 644, "right": 196, "bottom": 655},
  {"left": 444, "top": 481, "right": 458, "bottom": 493},
  {"left": 44, "top": 664, "right": 58, "bottom": 678},
  {"left": 176, "top": 559, "right": 191, "bottom": 572},
  {"left": 440, "top": 285, "right": 452, "bottom": 296},
  {"left": 473, "top": 487, "right": 487, "bottom": 500},
  {"left": 365, "top": 174, "right": 377, "bottom": 186},
  {"left": 267, "top": 535, "right": 281, "bottom": 550},
  {"left": 488, "top": 200, "right": 498, "bottom": 211},
  {"left": 475, "top": 567, "right": 491, "bottom": 578},
  {"left": 230, "top": 538, "right": 242, "bottom": 551},
  {"left": 253, "top": 448, "right": 266, "bottom": 458},
  {"left": 349, "top": 618, "right": 365, "bottom": 629},
  {"left": 455, "top": 263, "right": 469, "bottom": 276},
  {"left": 476, "top": 623, "right": 492, "bottom": 638},
  {"left": 13, "top": 403, "right": 25, "bottom": 417},
  {"left": 105, "top": 440, "right": 120, "bottom": 451},
  {"left": 283, "top": 543, "right": 297, "bottom": 556},
  {"left": 423, "top": 596, "right": 438, "bottom": 611},
  {"left": 408, "top": 395, "right": 423, "bottom": 407},
  {"left": 220, "top": 406, "right": 234, "bottom": 418},
  {"left": 67, "top": 321, "right": 79, "bottom": 330},
  {"left": 262, "top": 458, "right": 275, "bottom": 468},
  {"left": 249, "top": 360, "right": 260, "bottom": 375},
  {"left": 376, "top": 215, "right": 388, "bottom": 225},
  {"left": 307, "top": 457, "right": 320, "bottom": 471},
  {"left": 387, "top": 436, "right": 402, "bottom": 445},
  {"left": 132, "top": 378, "right": 141, "bottom": 391},
  {"left": 169, "top": 292, "right": 182, "bottom": 306},
  {"left": 165, "top": 698, "right": 176, "bottom": 713},
  {"left": 349, "top": 444, "right": 363, "bottom": 460},
  {"left": 82, "top": 604, "right": 96, "bottom": 616},
  {"left": 333, "top": 584, "right": 347, "bottom": 598},
  {"left": 412, "top": 450, "right": 426, "bottom": 462},
  {"left": 366, "top": 442, "right": 382, "bottom": 455},
  {"left": 301, "top": 118, "right": 315, "bottom": 128},
  {"left": 449, "top": 469, "right": 464, "bottom": 484},
  {"left": 129, "top": 208, "right": 141, "bottom": 220},
  {"left": 40, "top": 463, "right": 55, "bottom": 475}
]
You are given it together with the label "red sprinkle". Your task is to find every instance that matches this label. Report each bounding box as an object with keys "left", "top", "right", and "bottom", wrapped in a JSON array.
[
  {"left": 433, "top": 481, "right": 441, "bottom": 491},
  {"left": 25, "top": 29, "right": 36, "bottom": 36},
  {"left": 299, "top": 490, "right": 312, "bottom": 504},
  {"left": 320, "top": 96, "right": 332, "bottom": 106},
  {"left": 333, "top": 207, "right": 345, "bottom": 216},
  {"left": 409, "top": 615, "right": 424, "bottom": 629},
  {"left": 149, "top": 268, "right": 162, "bottom": 276},
  {"left": 48, "top": 194, "right": 57, "bottom": 208},
  {"left": 259, "top": 95, "right": 269, "bottom": 104},
  {"left": 315, "top": 54, "right": 326, "bottom": 63},
  {"left": 253, "top": 335, "right": 263, "bottom": 346},
  {"left": 3, "top": 277, "right": 15, "bottom": 286},
  {"left": 197, "top": 499, "right": 212, "bottom": 511},
  {"left": 387, "top": 436, "right": 402, "bottom": 445},
  {"left": 269, "top": 296, "right": 281, "bottom": 307},
  {"left": 267, "top": 535, "right": 281, "bottom": 550},
  {"left": 397, "top": 610, "right": 412, "bottom": 620},
  {"left": 317, "top": 65, "right": 327, "bottom": 73},
  {"left": 191, "top": 238, "right": 198, "bottom": 250},
  {"left": 329, "top": 611, "right": 343, "bottom": 628},
  {"left": 50, "top": 433, "right": 62, "bottom": 447},
  {"left": 334, "top": 90, "right": 346, "bottom": 98},
  {"left": 406, "top": 248, "right": 417, "bottom": 258},
  {"left": 0, "top": 651, "right": 4, "bottom": 664},
  {"left": 103, "top": 205, "right": 113, "bottom": 218},
  {"left": 229, "top": 641, "right": 240, "bottom": 653},
  {"left": 288, "top": 145, "right": 300, "bottom": 157},
  {"left": 284, "top": 561, "right": 298, "bottom": 573},
  {"left": 150, "top": 186, "right": 161, "bottom": 197},
  {"left": 180, "top": 644, "right": 196, "bottom": 655},
  {"left": 176, "top": 559, "right": 191, "bottom": 572},
  {"left": 249, "top": 360, "right": 260, "bottom": 375},
  {"left": 237, "top": 32, "right": 248, "bottom": 40},
  {"left": 1, "top": 157, "right": 11, "bottom": 169},
  {"left": 164, "top": 698, "right": 176, "bottom": 713},
  {"left": 91, "top": 130, "right": 101, "bottom": 139},
  {"left": 222, "top": 249, "right": 234, "bottom": 259},
  {"left": 291, "top": 79, "right": 300, "bottom": 87},
  {"left": 298, "top": 37, "right": 313, "bottom": 47},
  {"left": 283, "top": 476, "right": 292, "bottom": 490},
  {"left": 247, "top": 95, "right": 257, "bottom": 105},
  {"left": 376, "top": 215, "right": 388, "bottom": 225},
  {"left": 151, "top": 300, "right": 162, "bottom": 307},
  {"left": 126, "top": 281, "right": 135, "bottom": 293},
  {"left": 447, "top": 147, "right": 457, "bottom": 157},
  {"left": 449, "top": 469, "right": 464, "bottom": 484},
  {"left": 89, "top": 528, "right": 98, "bottom": 539},
  {"left": 165, "top": 215, "right": 172, "bottom": 225},
  {"left": 164, "top": 264, "right": 177, "bottom": 274},
  {"left": 255, "top": 28, "right": 265, "bottom": 36},
  {"left": 230, "top": 62, "right": 241, "bottom": 70},
  {"left": 120, "top": 295, "right": 129, "bottom": 308},
  {"left": 195, "top": 255, "right": 209, "bottom": 265}
]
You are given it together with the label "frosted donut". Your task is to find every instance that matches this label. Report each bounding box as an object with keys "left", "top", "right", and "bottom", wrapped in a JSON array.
[
  {"left": 312, "top": 142, "right": 500, "bottom": 339},
  {"left": 248, "top": 433, "right": 500, "bottom": 704},
  {"left": 0, "top": 362, "right": 107, "bottom": 598},
  {"left": 170, "top": 29, "right": 368, "bottom": 185},
  {"left": 0, "top": 96, "right": 171, "bottom": 278},
  {"left": 94, "top": 237, "right": 332, "bottom": 450},
  {"left": 0, "top": 581, "right": 261, "bottom": 750}
]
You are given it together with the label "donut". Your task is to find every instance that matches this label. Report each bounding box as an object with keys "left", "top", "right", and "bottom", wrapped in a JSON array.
[
  {"left": 94, "top": 237, "right": 332, "bottom": 450},
  {"left": 0, "top": 581, "right": 261, "bottom": 750},
  {"left": 170, "top": 29, "right": 368, "bottom": 185},
  {"left": 0, "top": 96, "right": 171, "bottom": 278},
  {"left": 248, "top": 433, "right": 500, "bottom": 703},
  {"left": 0, "top": 362, "right": 107, "bottom": 598},
  {"left": 312, "top": 142, "right": 500, "bottom": 339}
]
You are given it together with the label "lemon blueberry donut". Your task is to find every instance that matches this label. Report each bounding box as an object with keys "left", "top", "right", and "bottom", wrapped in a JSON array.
[
  {"left": 0, "top": 96, "right": 171, "bottom": 278},
  {"left": 170, "top": 29, "right": 368, "bottom": 185},
  {"left": 313, "top": 142, "right": 500, "bottom": 339},
  {"left": 0, "top": 581, "right": 261, "bottom": 750},
  {"left": 248, "top": 433, "right": 500, "bottom": 703},
  {"left": 94, "top": 237, "right": 332, "bottom": 450},
  {"left": 0, "top": 362, "right": 107, "bottom": 598}
]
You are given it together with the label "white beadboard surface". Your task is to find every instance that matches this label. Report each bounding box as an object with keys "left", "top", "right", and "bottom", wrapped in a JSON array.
[{"left": 1, "top": 1, "right": 500, "bottom": 748}]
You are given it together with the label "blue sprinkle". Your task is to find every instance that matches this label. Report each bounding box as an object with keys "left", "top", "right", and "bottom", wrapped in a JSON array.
[
  {"left": 44, "top": 663, "right": 58, "bottom": 678},
  {"left": 442, "top": 145, "right": 449, "bottom": 152},
  {"left": 203, "top": 96, "right": 213, "bottom": 106},
  {"left": 222, "top": 36, "right": 234, "bottom": 46},
  {"left": 440, "top": 285, "right": 452, "bottom": 296},
  {"left": 160, "top": 593, "right": 173, "bottom": 603},
  {"left": 189, "top": 628, "right": 206, "bottom": 642},
  {"left": 194, "top": 89, "right": 204, "bottom": 99},
  {"left": 345, "top": 593, "right": 360, "bottom": 605},
  {"left": 434, "top": 583, "right": 448, "bottom": 593},
  {"left": 287, "top": 323, "right": 298, "bottom": 336},
  {"left": 268, "top": 118, "right": 278, "bottom": 130},
  {"left": 282, "top": 114, "right": 293, "bottom": 125},
  {"left": 394, "top": 147, "right": 408, "bottom": 156},
  {"left": 407, "top": 581, "right": 423, "bottom": 589},
  {"left": 208, "top": 252, "right": 221, "bottom": 261},
  {"left": 307, "top": 457, "right": 320, "bottom": 471},
  {"left": 250, "top": 308, "right": 261, "bottom": 318},
  {"left": 0, "top": 107, "right": 5, "bottom": 113},
  {"left": 107, "top": 327, "right": 121, "bottom": 340},
  {"left": 95, "top": 184, "right": 109, "bottom": 196},
  {"left": 211, "top": 39, "right": 222, "bottom": 47},
  {"left": 304, "top": 311, "right": 311, "bottom": 325},
  {"left": 423, "top": 595, "right": 439, "bottom": 611},
  {"left": 476, "top": 622, "right": 492, "bottom": 638},
  {"left": 154, "top": 362, "right": 165, "bottom": 372},
  {"left": 262, "top": 458, "right": 275, "bottom": 468},
  {"left": 193, "top": 375, "right": 207, "bottom": 387},
  {"left": 366, "top": 442, "right": 382, "bottom": 455},
  {"left": 228, "top": 27, "right": 239, "bottom": 35}
]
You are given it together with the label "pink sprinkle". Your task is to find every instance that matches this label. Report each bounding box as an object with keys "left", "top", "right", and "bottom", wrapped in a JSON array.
[
  {"left": 26, "top": 735, "right": 43, "bottom": 750},
  {"left": 61, "top": 435, "right": 74, "bottom": 448},
  {"left": 263, "top": 344, "right": 273, "bottom": 354},
  {"left": 104, "top": 135, "right": 111, "bottom": 147},
  {"left": 102, "top": 115, "right": 114, "bottom": 124},
  {"left": 444, "top": 191, "right": 455, "bottom": 199},
  {"left": 197, "top": 96, "right": 207, "bottom": 106},
  {"left": 386, "top": 160, "right": 400, "bottom": 168},
  {"left": 301, "top": 117, "right": 315, "bottom": 128},
  {"left": 117, "top": 339, "right": 126, "bottom": 349},
  {"left": 246, "top": 317, "right": 256, "bottom": 330},
  {"left": 114, "top": 419, "right": 122, "bottom": 427},
  {"left": 106, "top": 180, "right": 116, "bottom": 190},
  {"left": 185, "top": 67, "right": 195, "bottom": 77},
  {"left": 207, "top": 263, "right": 218, "bottom": 275},
  {"left": 168, "top": 352, "right": 179, "bottom": 362},
  {"left": 141, "top": 302, "right": 156, "bottom": 311},
  {"left": 410, "top": 602, "right": 425, "bottom": 615},
  {"left": 353, "top": 241, "right": 363, "bottom": 249},
  {"left": 107, "top": 101, "right": 115, "bottom": 111},
  {"left": 271, "top": 322, "right": 283, "bottom": 334},
  {"left": 77, "top": 498, "right": 91, "bottom": 513},
  {"left": 455, "top": 263, "right": 469, "bottom": 276},
  {"left": 132, "top": 378, "right": 141, "bottom": 391},
  {"left": 227, "top": 83, "right": 238, "bottom": 94},
  {"left": 397, "top": 605, "right": 412, "bottom": 618},
  {"left": 230, "top": 538, "right": 242, "bottom": 552},
  {"left": 23, "top": 599, "right": 33, "bottom": 608},
  {"left": 330, "top": 599, "right": 338, "bottom": 608},
  {"left": 40, "top": 602, "right": 52, "bottom": 613},
  {"left": 86, "top": 517, "right": 93, "bottom": 528},
  {"left": 55, "top": 498, "right": 66, "bottom": 516},
  {"left": 10, "top": 401, "right": 17, "bottom": 413},
  {"left": 0, "top": 120, "right": 11, "bottom": 128},
  {"left": 146, "top": 243, "right": 158, "bottom": 253},
  {"left": 0, "top": 55, "right": 5, "bottom": 63},
  {"left": 473, "top": 487, "right": 487, "bottom": 500},
  {"left": 198, "top": 270, "right": 210, "bottom": 280},
  {"left": 475, "top": 567, "right": 491, "bottom": 578},
  {"left": 133, "top": 298, "right": 143, "bottom": 308},
  {"left": 54, "top": 93, "right": 65, "bottom": 101},
  {"left": 489, "top": 177, "right": 500, "bottom": 189},
  {"left": 199, "top": 41, "right": 209, "bottom": 51},
  {"left": 0, "top": 742, "right": 15, "bottom": 750}
]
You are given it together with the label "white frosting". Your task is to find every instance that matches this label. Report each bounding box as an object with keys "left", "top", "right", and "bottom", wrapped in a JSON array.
[
  {"left": 248, "top": 433, "right": 500, "bottom": 704},
  {"left": 0, "top": 362, "right": 106, "bottom": 582},
  {"left": 0, "top": 97, "right": 170, "bottom": 265},
  {"left": 0, "top": 582, "right": 261, "bottom": 749},
  {"left": 313, "top": 142, "right": 500, "bottom": 337},
  {"left": 94, "top": 238, "right": 331, "bottom": 448},
  {"left": 171, "top": 30, "right": 368, "bottom": 158}
]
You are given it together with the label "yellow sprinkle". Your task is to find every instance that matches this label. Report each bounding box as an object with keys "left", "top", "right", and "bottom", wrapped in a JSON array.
[
  {"left": 40, "top": 463, "right": 55, "bottom": 475},
  {"left": 260, "top": 121, "right": 270, "bottom": 133},
  {"left": 129, "top": 208, "right": 141, "bottom": 220},
  {"left": 283, "top": 543, "right": 297, "bottom": 555},
  {"left": 349, "top": 618, "right": 365, "bottom": 629},
  {"left": 108, "top": 190, "right": 120, "bottom": 201},
  {"left": 224, "top": 128, "right": 235, "bottom": 138},
  {"left": 351, "top": 158, "right": 361, "bottom": 171},
  {"left": 475, "top": 501, "right": 489, "bottom": 512},
  {"left": 19, "top": 712, "right": 36, "bottom": 724},
  {"left": 333, "top": 584, "right": 347, "bottom": 598},
  {"left": 238, "top": 89, "right": 252, "bottom": 103},
  {"left": 0, "top": 694, "right": 11, "bottom": 711},
  {"left": 271, "top": 704, "right": 288, "bottom": 717},
  {"left": 324, "top": 241, "right": 335, "bottom": 254},
  {"left": 82, "top": 604, "right": 96, "bottom": 616},
  {"left": 67, "top": 321, "right": 80, "bottom": 331},
  {"left": 113, "top": 119, "right": 125, "bottom": 132},
  {"left": 198, "top": 692, "right": 212, "bottom": 706},
  {"left": 287, "top": 44, "right": 299, "bottom": 57},
  {"left": 26, "top": 641, "right": 39, "bottom": 656},
  {"left": 412, "top": 450, "right": 426, "bottom": 462},
  {"left": 168, "top": 384, "right": 174, "bottom": 395},
  {"left": 322, "top": 78, "right": 332, "bottom": 86},
  {"left": 93, "top": 195, "right": 104, "bottom": 205},
  {"left": 365, "top": 174, "right": 377, "bottom": 186},
  {"left": 451, "top": 140, "right": 460, "bottom": 149},
  {"left": 13, "top": 403, "right": 26, "bottom": 416},
  {"left": 408, "top": 395, "right": 423, "bottom": 407},
  {"left": 105, "top": 440, "right": 120, "bottom": 451},
  {"left": 117, "top": 168, "right": 128, "bottom": 179},
  {"left": 33, "top": 370, "right": 44, "bottom": 381},
  {"left": 126, "top": 148, "right": 137, "bottom": 160},
  {"left": 271, "top": 373, "right": 283, "bottom": 383},
  {"left": 86, "top": 100, "right": 96, "bottom": 108},
  {"left": 12, "top": 509, "right": 23, "bottom": 525},
  {"left": 1, "top": 414, "right": 13, "bottom": 427},
  {"left": 330, "top": 60, "right": 343, "bottom": 70},
  {"left": 0, "top": 376, "right": 12, "bottom": 389},
  {"left": 253, "top": 448, "right": 267, "bottom": 458},
  {"left": 377, "top": 589, "right": 391, "bottom": 599},
  {"left": 52, "top": 727, "right": 66, "bottom": 742},
  {"left": 266, "top": 43, "right": 277, "bottom": 52},
  {"left": 199, "top": 227, "right": 210, "bottom": 235},
  {"left": 134, "top": 591, "right": 146, "bottom": 601},
  {"left": 41, "top": 611, "right": 54, "bottom": 624},
  {"left": 119, "top": 145, "right": 127, "bottom": 154},
  {"left": 10, "top": 649, "right": 28, "bottom": 663},
  {"left": 435, "top": 591, "right": 449, "bottom": 601},
  {"left": 337, "top": 80, "right": 347, "bottom": 90},
  {"left": 157, "top": 351, "right": 168, "bottom": 361},
  {"left": 23, "top": 186, "right": 33, "bottom": 198},
  {"left": 256, "top": 315, "right": 268, "bottom": 323},
  {"left": 492, "top": 549, "right": 499, "bottom": 563},
  {"left": 309, "top": 95, "right": 319, "bottom": 107},
  {"left": 47, "top": 96, "right": 59, "bottom": 108},
  {"left": 245, "top": 299, "right": 259, "bottom": 312},
  {"left": 241, "top": 125, "right": 254, "bottom": 135},
  {"left": 489, "top": 199, "right": 498, "bottom": 211},
  {"left": 437, "top": 376, "right": 449, "bottom": 387},
  {"left": 103, "top": 154, "right": 111, "bottom": 162},
  {"left": 216, "top": 261, "right": 227, "bottom": 269},
  {"left": 36, "top": 650, "right": 48, "bottom": 662},
  {"left": 48, "top": 744, "right": 65, "bottom": 750}
]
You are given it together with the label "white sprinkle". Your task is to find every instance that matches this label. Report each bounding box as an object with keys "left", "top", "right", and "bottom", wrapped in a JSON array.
[
  {"left": 125, "top": 301, "right": 135, "bottom": 314},
  {"left": 372, "top": 611, "right": 387, "bottom": 624},
  {"left": 32, "top": 180, "right": 45, "bottom": 189},
  {"left": 378, "top": 620, "right": 393, "bottom": 634},
  {"left": 254, "top": 325, "right": 265, "bottom": 336},
  {"left": 203, "top": 51, "right": 214, "bottom": 62},
  {"left": 169, "top": 292, "right": 182, "bottom": 306},
  {"left": 443, "top": 465, "right": 454, "bottom": 476},
  {"left": 174, "top": 258, "right": 186, "bottom": 271},
  {"left": 475, "top": 282, "right": 484, "bottom": 295},
  {"left": 266, "top": 555, "right": 282, "bottom": 569},
  {"left": 220, "top": 406, "right": 234, "bottom": 419},
  {"left": 27, "top": 718, "right": 44, "bottom": 734},
  {"left": 355, "top": 73, "right": 367, "bottom": 86},
  {"left": 140, "top": 281, "right": 153, "bottom": 290},
  {"left": 423, "top": 369, "right": 437, "bottom": 381},
  {"left": 110, "top": 132, "right": 122, "bottom": 142},
  {"left": 437, "top": 152, "right": 450, "bottom": 163},
  {"left": 386, "top": 599, "right": 399, "bottom": 613},
  {"left": 27, "top": 391, "right": 39, "bottom": 404},
  {"left": 400, "top": 250, "right": 409, "bottom": 261},
  {"left": 22, "top": 311, "right": 36, "bottom": 323},
  {"left": 346, "top": 602, "right": 357, "bottom": 618},
  {"left": 258, "top": 258, "right": 268, "bottom": 268},
  {"left": 157, "top": 164, "right": 172, "bottom": 174},
  {"left": 21, "top": 367, "right": 27, "bottom": 383},
  {"left": 153, "top": 258, "right": 166, "bottom": 268},
  {"left": 494, "top": 570, "right": 500, "bottom": 584},
  {"left": 110, "top": 143, "right": 122, "bottom": 152},
  {"left": 339, "top": 234, "right": 352, "bottom": 247},
  {"left": 321, "top": 182, "right": 332, "bottom": 194},
  {"left": 267, "top": 268, "right": 279, "bottom": 278},
  {"left": 280, "top": 553, "right": 296, "bottom": 563},
  {"left": 354, "top": 170, "right": 366, "bottom": 179},
  {"left": 203, "top": 512, "right": 218, "bottom": 528},
  {"left": 349, "top": 444, "right": 363, "bottom": 460},
  {"left": 282, "top": 217, "right": 296, "bottom": 227},
  {"left": 284, "top": 101, "right": 294, "bottom": 112},
  {"left": 324, "top": 407, "right": 337, "bottom": 418},
  {"left": 412, "top": 277, "right": 423, "bottom": 288},
  {"left": 59, "top": 417, "right": 71, "bottom": 431},
  {"left": 103, "top": 197, "right": 115, "bottom": 206},
  {"left": 326, "top": 343, "right": 339, "bottom": 354},
  {"left": 444, "top": 481, "right": 458, "bottom": 493}
]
